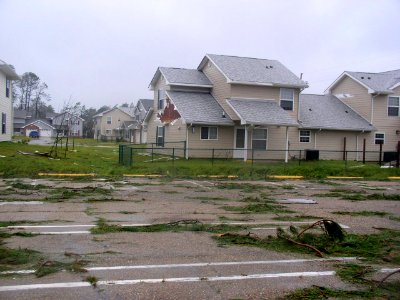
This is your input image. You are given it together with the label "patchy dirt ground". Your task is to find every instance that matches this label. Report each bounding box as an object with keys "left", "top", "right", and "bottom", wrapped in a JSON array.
[{"left": 0, "top": 178, "right": 399, "bottom": 299}]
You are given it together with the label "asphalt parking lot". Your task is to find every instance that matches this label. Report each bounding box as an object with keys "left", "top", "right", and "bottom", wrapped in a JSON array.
[{"left": 0, "top": 178, "right": 399, "bottom": 299}]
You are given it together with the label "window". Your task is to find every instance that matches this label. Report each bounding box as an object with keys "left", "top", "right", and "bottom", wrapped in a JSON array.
[
  {"left": 158, "top": 90, "right": 165, "bottom": 110},
  {"left": 388, "top": 96, "right": 399, "bottom": 116},
  {"left": 374, "top": 133, "right": 385, "bottom": 145},
  {"left": 6, "top": 79, "right": 10, "bottom": 98},
  {"left": 1, "top": 113, "right": 6, "bottom": 134},
  {"left": 201, "top": 127, "right": 218, "bottom": 140},
  {"left": 105, "top": 129, "right": 111, "bottom": 135},
  {"left": 252, "top": 129, "right": 267, "bottom": 149},
  {"left": 280, "top": 88, "right": 294, "bottom": 111},
  {"left": 106, "top": 116, "right": 112, "bottom": 124},
  {"left": 156, "top": 126, "right": 165, "bottom": 146},
  {"left": 299, "top": 130, "right": 311, "bottom": 143}
]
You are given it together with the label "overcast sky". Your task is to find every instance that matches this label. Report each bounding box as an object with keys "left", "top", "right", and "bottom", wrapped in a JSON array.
[{"left": 1, "top": 0, "right": 399, "bottom": 111}]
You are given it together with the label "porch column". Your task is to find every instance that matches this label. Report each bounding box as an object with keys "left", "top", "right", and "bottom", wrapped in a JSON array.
[{"left": 285, "top": 126, "right": 289, "bottom": 163}]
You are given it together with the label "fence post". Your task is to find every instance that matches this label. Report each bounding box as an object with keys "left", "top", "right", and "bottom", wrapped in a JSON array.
[
  {"left": 363, "top": 138, "right": 366, "bottom": 164},
  {"left": 343, "top": 137, "right": 346, "bottom": 161},
  {"left": 183, "top": 141, "right": 187, "bottom": 160},
  {"left": 172, "top": 148, "right": 175, "bottom": 165},
  {"left": 212, "top": 149, "right": 215, "bottom": 166},
  {"left": 298, "top": 150, "right": 301, "bottom": 165},
  {"left": 397, "top": 141, "right": 400, "bottom": 168},
  {"left": 151, "top": 144, "right": 154, "bottom": 162},
  {"left": 251, "top": 148, "right": 254, "bottom": 166},
  {"left": 344, "top": 151, "right": 347, "bottom": 169},
  {"left": 129, "top": 147, "right": 133, "bottom": 166},
  {"left": 379, "top": 143, "right": 383, "bottom": 166}
]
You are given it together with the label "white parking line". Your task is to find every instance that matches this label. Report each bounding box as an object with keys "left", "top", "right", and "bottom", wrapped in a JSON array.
[
  {"left": 30, "top": 231, "right": 91, "bottom": 235},
  {"left": 0, "top": 271, "right": 336, "bottom": 291},
  {"left": 184, "top": 180, "right": 212, "bottom": 189},
  {"left": 0, "top": 257, "right": 357, "bottom": 275}
]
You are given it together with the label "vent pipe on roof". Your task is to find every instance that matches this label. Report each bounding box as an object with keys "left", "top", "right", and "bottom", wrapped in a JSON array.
[{"left": 300, "top": 73, "right": 303, "bottom": 80}]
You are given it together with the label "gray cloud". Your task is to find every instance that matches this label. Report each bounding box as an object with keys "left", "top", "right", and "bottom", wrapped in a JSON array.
[{"left": 1, "top": 0, "right": 399, "bottom": 110}]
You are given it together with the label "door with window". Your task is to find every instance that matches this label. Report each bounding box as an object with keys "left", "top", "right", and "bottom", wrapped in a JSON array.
[{"left": 233, "top": 127, "right": 246, "bottom": 159}]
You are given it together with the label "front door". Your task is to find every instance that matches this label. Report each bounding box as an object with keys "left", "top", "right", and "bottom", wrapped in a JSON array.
[{"left": 233, "top": 127, "right": 246, "bottom": 159}]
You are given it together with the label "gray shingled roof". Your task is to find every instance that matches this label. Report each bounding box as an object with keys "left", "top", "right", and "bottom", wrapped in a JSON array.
[
  {"left": 138, "top": 99, "right": 153, "bottom": 111},
  {"left": 157, "top": 67, "right": 212, "bottom": 86},
  {"left": 299, "top": 94, "right": 375, "bottom": 131},
  {"left": 166, "top": 91, "right": 234, "bottom": 125},
  {"left": 227, "top": 99, "right": 299, "bottom": 126},
  {"left": 201, "top": 54, "right": 308, "bottom": 88},
  {"left": 346, "top": 70, "right": 400, "bottom": 93},
  {"left": 118, "top": 107, "right": 135, "bottom": 117}
]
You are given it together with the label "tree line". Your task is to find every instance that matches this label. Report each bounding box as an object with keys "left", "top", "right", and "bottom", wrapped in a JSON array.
[{"left": 13, "top": 72, "right": 112, "bottom": 138}]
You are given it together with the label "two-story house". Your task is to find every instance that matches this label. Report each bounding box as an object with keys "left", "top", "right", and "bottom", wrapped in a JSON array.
[
  {"left": 0, "top": 59, "right": 19, "bottom": 142},
  {"left": 50, "top": 112, "right": 84, "bottom": 137},
  {"left": 146, "top": 54, "right": 380, "bottom": 161},
  {"left": 93, "top": 106, "right": 135, "bottom": 141},
  {"left": 127, "top": 99, "right": 152, "bottom": 144},
  {"left": 325, "top": 70, "right": 400, "bottom": 159}
]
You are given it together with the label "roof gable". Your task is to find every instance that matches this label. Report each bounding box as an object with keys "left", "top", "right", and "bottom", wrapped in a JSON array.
[
  {"left": 22, "top": 119, "right": 55, "bottom": 130},
  {"left": 149, "top": 67, "right": 212, "bottom": 90},
  {"left": 326, "top": 69, "right": 400, "bottom": 94},
  {"left": 198, "top": 54, "right": 308, "bottom": 88}
]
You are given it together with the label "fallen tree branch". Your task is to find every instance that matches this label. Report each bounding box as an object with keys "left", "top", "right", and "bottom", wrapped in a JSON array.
[
  {"left": 279, "top": 235, "right": 324, "bottom": 257},
  {"left": 378, "top": 269, "right": 400, "bottom": 287}
]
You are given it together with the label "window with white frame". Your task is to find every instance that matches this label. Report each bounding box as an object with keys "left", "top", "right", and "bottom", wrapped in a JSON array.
[
  {"left": 106, "top": 116, "right": 112, "bottom": 124},
  {"left": 156, "top": 126, "right": 165, "bottom": 146},
  {"left": 280, "top": 88, "right": 294, "bottom": 111},
  {"left": 252, "top": 129, "right": 268, "bottom": 149},
  {"left": 299, "top": 130, "right": 311, "bottom": 143},
  {"left": 388, "top": 96, "right": 399, "bottom": 116},
  {"left": 105, "top": 129, "right": 111, "bottom": 135},
  {"left": 201, "top": 127, "right": 218, "bottom": 140},
  {"left": 158, "top": 90, "right": 165, "bottom": 110},
  {"left": 374, "top": 133, "right": 385, "bottom": 145}
]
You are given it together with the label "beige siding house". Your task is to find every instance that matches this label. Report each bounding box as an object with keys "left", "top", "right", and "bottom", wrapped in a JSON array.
[
  {"left": 326, "top": 70, "right": 400, "bottom": 156},
  {"left": 93, "top": 107, "right": 135, "bottom": 141},
  {"left": 0, "top": 59, "right": 19, "bottom": 142},
  {"left": 146, "top": 54, "right": 396, "bottom": 161}
]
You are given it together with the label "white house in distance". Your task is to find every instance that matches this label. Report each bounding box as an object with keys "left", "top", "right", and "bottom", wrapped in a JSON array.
[{"left": 0, "top": 59, "right": 19, "bottom": 142}]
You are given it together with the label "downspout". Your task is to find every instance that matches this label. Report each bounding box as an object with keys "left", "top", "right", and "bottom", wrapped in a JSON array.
[
  {"left": 285, "top": 126, "right": 289, "bottom": 163},
  {"left": 185, "top": 124, "right": 191, "bottom": 159},
  {"left": 243, "top": 125, "right": 248, "bottom": 162}
]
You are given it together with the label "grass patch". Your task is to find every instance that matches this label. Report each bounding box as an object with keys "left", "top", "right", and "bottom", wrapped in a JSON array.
[
  {"left": 85, "top": 275, "right": 98, "bottom": 287},
  {"left": 91, "top": 218, "right": 245, "bottom": 234},
  {"left": 187, "top": 196, "right": 232, "bottom": 201},
  {"left": 214, "top": 229, "right": 400, "bottom": 264},
  {"left": 35, "top": 259, "right": 88, "bottom": 277},
  {"left": 215, "top": 183, "right": 266, "bottom": 193},
  {"left": 272, "top": 215, "right": 321, "bottom": 221},
  {"left": 0, "top": 246, "right": 41, "bottom": 268},
  {"left": 332, "top": 211, "right": 389, "bottom": 217},
  {"left": 282, "top": 286, "right": 379, "bottom": 299},
  {"left": 335, "top": 263, "right": 375, "bottom": 284},
  {"left": 222, "top": 195, "right": 294, "bottom": 214},
  {"left": 1, "top": 141, "right": 400, "bottom": 179}
]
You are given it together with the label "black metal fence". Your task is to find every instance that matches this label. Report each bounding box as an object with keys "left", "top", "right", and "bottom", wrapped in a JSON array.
[{"left": 118, "top": 142, "right": 400, "bottom": 167}]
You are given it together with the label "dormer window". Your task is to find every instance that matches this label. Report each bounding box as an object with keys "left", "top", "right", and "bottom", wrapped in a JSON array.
[
  {"left": 280, "top": 88, "right": 294, "bottom": 111},
  {"left": 388, "top": 96, "right": 399, "bottom": 116}
]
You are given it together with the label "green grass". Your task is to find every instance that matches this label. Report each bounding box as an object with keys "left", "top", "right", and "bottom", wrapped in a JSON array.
[
  {"left": 214, "top": 229, "right": 400, "bottom": 264},
  {"left": 1, "top": 141, "right": 400, "bottom": 179},
  {"left": 91, "top": 218, "right": 245, "bottom": 234},
  {"left": 282, "top": 286, "right": 380, "bottom": 300},
  {"left": 335, "top": 263, "right": 375, "bottom": 284},
  {"left": 332, "top": 211, "right": 389, "bottom": 217},
  {"left": 222, "top": 195, "right": 294, "bottom": 214}
]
